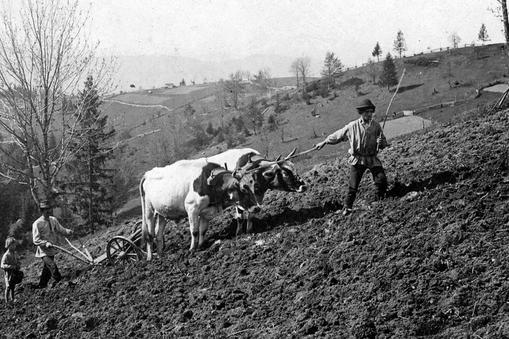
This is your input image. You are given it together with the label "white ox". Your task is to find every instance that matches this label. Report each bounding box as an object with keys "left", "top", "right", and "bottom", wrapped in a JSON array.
[
  {"left": 140, "top": 158, "right": 259, "bottom": 260},
  {"left": 207, "top": 148, "right": 307, "bottom": 234}
]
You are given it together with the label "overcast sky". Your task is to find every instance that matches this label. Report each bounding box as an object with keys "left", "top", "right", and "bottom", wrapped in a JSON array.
[{"left": 86, "top": 0, "right": 504, "bottom": 67}]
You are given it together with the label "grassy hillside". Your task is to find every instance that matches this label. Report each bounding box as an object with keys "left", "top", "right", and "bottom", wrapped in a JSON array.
[
  {"left": 102, "top": 43, "right": 508, "bottom": 217},
  {"left": 2, "top": 97, "right": 508, "bottom": 338}
]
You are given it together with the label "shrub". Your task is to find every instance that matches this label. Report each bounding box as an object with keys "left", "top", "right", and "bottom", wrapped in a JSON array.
[
  {"left": 319, "top": 83, "right": 329, "bottom": 98},
  {"left": 338, "top": 77, "right": 365, "bottom": 90},
  {"left": 404, "top": 56, "right": 439, "bottom": 67},
  {"left": 267, "top": 114, "right": 278, "bottom": 131}
]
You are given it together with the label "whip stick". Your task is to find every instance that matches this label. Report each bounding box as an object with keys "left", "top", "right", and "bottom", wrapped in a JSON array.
[
  {"left": 285, "top": 147, "right": 317, "bottom": 160},
  {"left": 382, "top": 68, "right": 406, "bottom": 129}
]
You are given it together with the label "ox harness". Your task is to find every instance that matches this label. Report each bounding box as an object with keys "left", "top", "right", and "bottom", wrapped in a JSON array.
[{"left": 203, "top": 166, "right": 235, "bottom": 208}]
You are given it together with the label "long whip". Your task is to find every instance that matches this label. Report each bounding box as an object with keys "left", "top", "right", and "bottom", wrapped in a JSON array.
[{"left": 382, "top": 68, "right": 406, "bottom": 129}]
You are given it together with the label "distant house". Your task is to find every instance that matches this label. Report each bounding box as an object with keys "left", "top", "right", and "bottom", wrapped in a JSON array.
[{"left": 164, "top": 83, "right": 176, "bottom": 88}]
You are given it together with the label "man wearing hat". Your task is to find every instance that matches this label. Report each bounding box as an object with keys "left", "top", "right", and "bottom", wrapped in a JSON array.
[
  {"left": 314, "top": 98, "right": 389, "bottom": 216},
  {"left": 32, "top": 200, "right": 73, "bottom": 288}
]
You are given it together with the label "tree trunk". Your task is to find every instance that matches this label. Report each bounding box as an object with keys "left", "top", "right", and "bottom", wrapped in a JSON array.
[
  {"left": 88, "top": 143, "right": 94, "bottom": 232},
  {"left": 503, "top": 0, "right": 509, "bottom": 50}
]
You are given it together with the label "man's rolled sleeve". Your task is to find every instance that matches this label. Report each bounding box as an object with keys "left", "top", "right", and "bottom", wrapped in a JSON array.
[
  {"left": 32, "top": 223, "right": 48, "bottom": 247},
  {"left": 325, "top": 125, "right": 349, "bottom": 145}
]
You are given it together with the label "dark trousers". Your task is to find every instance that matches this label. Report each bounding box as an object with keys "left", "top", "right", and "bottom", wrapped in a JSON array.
[
  {"left": 39, "top": 256, "right": 61, "bottom": 288},
  {"left": 345, "top": 164, "right": 387, "bottom": 209}
]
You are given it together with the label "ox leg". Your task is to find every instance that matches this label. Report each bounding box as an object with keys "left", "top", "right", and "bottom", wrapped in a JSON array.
[
  {"left": 246, "top": 213, "right": 254, "bottom": 233},
  {"left": 198, "top": 217, "right": 209, "bottom": 249},
  {"left": 144, "top": 209, "right": 156, "bottom": 261},
  {"left": 235, "top": 207, "right": 244, "bottom": 237},
  {"left": 155, "top": 215, "right": 167, "bottom": 259},
  {"left": 188, "top": 211, "right": 200, "bottom": 252}
]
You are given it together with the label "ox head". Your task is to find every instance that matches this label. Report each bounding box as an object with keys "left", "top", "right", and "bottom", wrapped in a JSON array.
[
  {"left": 235, "top": 149, "right": 307, "bottom": 195},
  {"left": 208, "top": 165, "right": 261, "bottom": 214}
]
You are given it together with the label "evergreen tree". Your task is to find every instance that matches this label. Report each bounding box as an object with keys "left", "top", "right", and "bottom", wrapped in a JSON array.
[
  {"left": 321, "top": 51, "right": 343, "bottom": 90},
  {"left": 205, "top": 122, "right": 215, "bottom": 136},
  {"left": 393, "top": 30, "right": 407, "bottom": 58},
  {"left": 379, "top": 53, "right": 398, "bottom": 90},
  {"left": 267, "top": 114, "right": 278, "bottom": 131},
  {"left": 187, "top": 117, "right": 209, "bottom": 148},
  {"left": 183, "top": 103, "right": 195, "bottom": 117},
  {"left": 478, "top": 23, "right": 489, "bottom": 44},
  {"left": 66, "top": 76, "right": 115, "bottom": 232},
  {"left": 245, "top": 98, "right": 263, "bottom": 135},
  {"left": 372, "top": 42, "right": 382, "bottom": 62}
]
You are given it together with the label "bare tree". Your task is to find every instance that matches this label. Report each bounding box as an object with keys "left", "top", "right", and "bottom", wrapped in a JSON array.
[
  {"left": 501, "top": 0, "right": 509, "bottom": 48},
  {"left": 490, "top": 0, "right": 509, "bottom": 48},
  {"left": 0, "top": 0, "right": 112, "bottom": 205},
  {"left": 366, "top": 58, "right": 378, "bottom": 83},
  {"left": 215, "top": 79, "right": 227, "bottom": 130},
  {"left": 252, "top": 68, "right": 274, "bottom": 92},
  {"left": 293, "top": 57, "right": 311, "bottom": 94},
  {"left": 290, "top": 60, "right": 300, "bottom": 88},
  {"left": 223, "top": 70, "right": 246, "bottom": 110},
  {"left": 448, "top": 32, "right": 462, "bottom": 48}
]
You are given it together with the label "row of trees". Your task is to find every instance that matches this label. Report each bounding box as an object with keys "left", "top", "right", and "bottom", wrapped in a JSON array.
[{"left": 371, "top": 23, "right": 492, "bottom": 64}]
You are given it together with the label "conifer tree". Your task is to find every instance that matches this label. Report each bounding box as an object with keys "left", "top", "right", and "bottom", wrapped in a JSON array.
[
  {"left": 478, "top": 23, "right": 489, "bottom": 44},
  {"left": 66, "top": 76, "right": 115, "bottom": 232},
  {"left": 393, "top": 30, "right": 407, "bottom": 58},
  {"left": 321, "top": 51, "right": 343, "bottom": 91},
  {"left": 372, "top": 42, "right": 382, "bottom": 62},
  {"left": 379, "top": 53, "right": 398, "bottom": 90}
]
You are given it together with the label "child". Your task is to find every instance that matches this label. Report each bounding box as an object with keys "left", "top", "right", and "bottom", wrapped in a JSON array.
[{"left": 1, "top": 237, "right": 23, "bottom": 303}]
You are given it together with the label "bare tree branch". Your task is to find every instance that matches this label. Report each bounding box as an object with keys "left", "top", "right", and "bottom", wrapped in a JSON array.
[{"left": 0, "top": 0, "right": 114, "bottom": 204}]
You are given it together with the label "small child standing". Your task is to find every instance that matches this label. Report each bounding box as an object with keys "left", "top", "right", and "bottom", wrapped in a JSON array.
[{"left": 1, "top": 237, "right": 23, "bottom": 303}]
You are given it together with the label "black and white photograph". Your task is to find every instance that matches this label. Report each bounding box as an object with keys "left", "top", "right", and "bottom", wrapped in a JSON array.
[{"left": 0, "top": 0, "right": 509, "bottom": 337}]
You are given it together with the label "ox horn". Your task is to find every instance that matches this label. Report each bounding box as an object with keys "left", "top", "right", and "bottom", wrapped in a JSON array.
[{"left": 284, "top": 148, "right": 297, "bottom": 160}]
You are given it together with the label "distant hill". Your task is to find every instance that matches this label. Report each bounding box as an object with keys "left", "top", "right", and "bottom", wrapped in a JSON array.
[{"left": 112, "top": 54, "right": 319, "bottom": 91}]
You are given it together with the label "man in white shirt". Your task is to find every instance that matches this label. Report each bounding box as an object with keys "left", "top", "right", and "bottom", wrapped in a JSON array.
[
  {"left": 32, "top": 200, "right": 73, "bottom": 288},
  {"left": 315, "top": 98, "right": 389, "bottom": 216}
]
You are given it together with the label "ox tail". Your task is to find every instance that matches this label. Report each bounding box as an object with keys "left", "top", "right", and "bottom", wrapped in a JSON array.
[{"left": 139, "top": 176, "right": 152, "bottom": 247}]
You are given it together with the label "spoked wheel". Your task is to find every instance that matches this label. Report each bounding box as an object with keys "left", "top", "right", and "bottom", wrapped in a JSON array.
[{"left": 106, "top": 236, "right": 142, "bottom": 264}]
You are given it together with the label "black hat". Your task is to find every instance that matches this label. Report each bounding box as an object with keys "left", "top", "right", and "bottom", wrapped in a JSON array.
[
  {"left": 39, "top": 200, "right": 52, "bottom": 210},
  {"left": 356, "top": 99, "right": 375, "bottom": 111}
]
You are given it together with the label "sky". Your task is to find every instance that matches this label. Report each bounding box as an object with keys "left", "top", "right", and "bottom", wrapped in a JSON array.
[{"left": 84, "top": 0, "right": 505, "bottom": 68}]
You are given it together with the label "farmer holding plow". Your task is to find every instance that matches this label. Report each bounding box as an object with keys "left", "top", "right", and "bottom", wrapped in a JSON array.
[{"left": 32, "top": 200, "right": 73, "bottom": 288}]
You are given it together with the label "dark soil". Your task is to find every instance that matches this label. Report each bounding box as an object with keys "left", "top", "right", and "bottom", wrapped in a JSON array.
[{"left": 1, "top": 109, "right": 509, "bottom": 338}]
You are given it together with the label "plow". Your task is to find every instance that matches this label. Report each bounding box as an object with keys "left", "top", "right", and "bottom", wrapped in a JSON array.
[{"left": 53, "top": 221, "right": 145, "bottom": 265}]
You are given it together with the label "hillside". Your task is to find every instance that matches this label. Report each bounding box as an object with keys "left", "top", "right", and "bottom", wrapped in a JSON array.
[
  {"left": 103, "top": 44, "right": 507, "bottom": 178},
  {"left": 1, "top": 102, "right": 508, "bottom": 337}
]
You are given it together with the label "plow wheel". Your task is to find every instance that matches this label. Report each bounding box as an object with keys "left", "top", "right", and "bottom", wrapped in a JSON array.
[{"left": 107, "top": 236, "right": 142, "bottom": 264}]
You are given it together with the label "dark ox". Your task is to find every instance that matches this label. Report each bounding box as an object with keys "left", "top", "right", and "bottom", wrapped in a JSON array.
[
  {"left": 140, "top": 159, "right": 259, "bottom": 260},
  {"left": 207, "top": 148, "right": 307, "bottom": 234}
]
